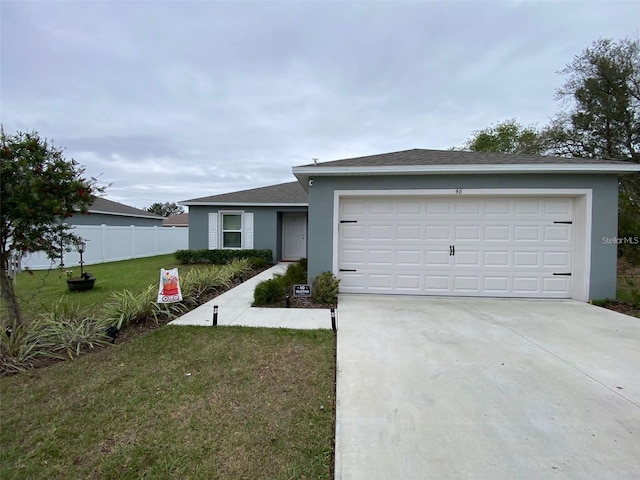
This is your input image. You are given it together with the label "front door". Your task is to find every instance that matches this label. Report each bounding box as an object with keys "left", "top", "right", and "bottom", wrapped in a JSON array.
[{"left": 282, "top": 212, "right": 307, "bottom": 260}]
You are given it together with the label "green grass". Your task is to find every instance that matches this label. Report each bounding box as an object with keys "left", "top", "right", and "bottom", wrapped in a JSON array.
[
  {"left": 0, "top": 326, "right": 336, "bottom": 479},
  {"left": 13, "top": 254, "right": 186, "bottom": 320}
]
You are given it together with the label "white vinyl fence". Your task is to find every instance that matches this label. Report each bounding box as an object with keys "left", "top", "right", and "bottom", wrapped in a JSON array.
[{"left": 20, "top": 225, "right": 189, "bottom": 271}]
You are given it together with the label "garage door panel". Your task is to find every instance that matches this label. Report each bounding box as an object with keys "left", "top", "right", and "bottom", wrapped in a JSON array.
[
  {"left": 396, "top": 250, "right": 421, "bottom": 265},
  {"left": 483, "top": 276, "right": 510, "bottom": 293},
  {"left": 368, "top": 225, "right": 393, "bottom": 239},
  {"left": 397, "top": 225, "right": 421, "bottom": 240},
  {"left": 425, "top": 201, "right": 451, "bottom": 214},
  {"left": 543, "top": 277, "right": 571, "bottom": 293},
  {"left": 425, "top": 225, "right": 451, "bottom": 240},
  {"left": 454, "top": 200, "right": 481, "bottom": 214},
  {"left": 425, "top": 250, "right": 450, "bottom": 265},
  {"left": 515, "top": 200, "right": 542, "bottom": 215},
  {"left": 514, "top": 251, "right": 540, "bottom": 267},
  {"left": 543, "top": 225, "right": 572, "bottom": 241},
  {"left": 368, "top": 249, "right": 393, "bottom": 265},
  {"left": 341, "top": 224, "right": 365, "bottom": 240},
  {"left": 454, "top": 225, "right": 481, "bottom": 241},
  {"left": 484, "top": 251, "right": 510, "bottom": 266},
  {"left": 512, "top": 277, "right": 540, "bottom": 293},
  {"left": 397, "top": 200, "right": 422, "bottom": 214},
  {"left": 396, "top": 275, "right": 421, "bottom": 290},
  {"left": 340, "top": 273, "right": 366, "bottom": 291},
  {"left": 484, "top": 225, "right": 511, "bottom": 241},
  {"left": 425, "top": 275, "right": 450, "bottom": 291},
  {"left": 543, "top": 251, "right": 571, "bottom": 267},
  {"left": 368, "top": 274, "right": 393, "bottom": 290},
  {"left": 453, "top": 276, "right": 480, "bottom": 292},
  {"left": 514, "top": 225, "right": 541, "bottom": 241},
  {"left": 342, "top": 200, "right": 366, "bottom": 215},
  {"left": 339, "top": 196, "right": 574, "bottom": 298},
  {"left": 454, "top": 250, "right": 480, "bottom": 266},
  {"left": 341, "top": 249, "right": 365, "bottom": 264},
  {"left": 544, "top": 198, "right": 573, "bottom": 215},
  {"left": 485, "top": 200, "right": 511, "bottom": 215}
]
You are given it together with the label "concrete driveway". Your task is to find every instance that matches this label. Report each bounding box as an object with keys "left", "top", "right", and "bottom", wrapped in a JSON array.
[{"left": 335, "top": 295, "right": 640, "bottom": 479}]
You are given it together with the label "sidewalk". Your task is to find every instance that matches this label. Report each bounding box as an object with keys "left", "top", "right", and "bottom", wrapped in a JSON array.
[{"left": 168, "top": 263, "right": 332, "bottom": 330}]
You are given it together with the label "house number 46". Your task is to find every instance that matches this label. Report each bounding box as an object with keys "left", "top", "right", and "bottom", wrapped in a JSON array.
[{"left": 455, "top": 188, "right": 463, "bottom": 194}]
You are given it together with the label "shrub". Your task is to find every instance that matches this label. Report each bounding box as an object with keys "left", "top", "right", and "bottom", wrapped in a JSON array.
[
  {"left": 1, "top": 299, "right": 113, "bottom": 374},
  {"left": 37, "top": 316, "right": 111, "bottom": 361},
  {"left": 311, "top": 271, "right": 340, "bottom": 306},
  {"left": 284, "top": 261, "right": 307, "bottom": 285},
  {"left": 624, "top": 277, "right": 640, "bottom": 309},
  {"left": 248, "top": 256, "right": 268, "bottom": 269},
  {"left": 253, "top": 276, "right": 287, "bottom": 306},
  {"left": 104, "top": 285, "right": 157, "bottom": 330},
  {"left": 175, "top": 249, "right": 272, "bottom": 265},
  {"left": 1, "top": 320, "right": 42, "bottom": 375}
]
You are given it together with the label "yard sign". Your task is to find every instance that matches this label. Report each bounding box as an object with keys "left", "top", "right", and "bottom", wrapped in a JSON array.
[{"left": 158, "top": 268, "right": 182, "bottom": 303}]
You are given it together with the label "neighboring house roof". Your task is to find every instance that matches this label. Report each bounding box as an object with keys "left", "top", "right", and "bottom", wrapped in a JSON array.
[
  {"left": 163, "top": 213, "right": 189, "bottom": 227},
  {"left": 88, "top": 197, "right": 164, "bottom": 219},
  {"left": 181, "top": 181, "right": 308, "bottom": 206},
  {"left": 292, "top": 148, "right": 640, "bottom": 187}
]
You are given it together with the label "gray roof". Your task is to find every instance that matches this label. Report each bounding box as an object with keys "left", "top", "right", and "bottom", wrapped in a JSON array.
[
  {"left": 298, "top": 148, "right": 633, "bottom": 167},
  {"left": 181, "top": 181, "right": 308, "bottom": 205},
  {"left": 89, "top": 197, "right": 164, "bottom": 219},
  {"left": 163, "top": 213, "right": 189, "bottom": 226}
]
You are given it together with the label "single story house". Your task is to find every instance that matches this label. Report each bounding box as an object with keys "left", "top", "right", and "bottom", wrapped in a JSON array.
[
  {"left": 182, "top": 181, "right": 308, "bottom": 261},
  {"left": 181, "top": 149, "right": 640, "bottom": 301},
  {"left": 70, "top": 197, "right": 164, "bottom": 227}
]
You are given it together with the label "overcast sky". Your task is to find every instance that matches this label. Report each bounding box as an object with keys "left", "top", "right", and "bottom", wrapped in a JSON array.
[{"left": 2, "top": 0, "right": 639, "bottom": 210}]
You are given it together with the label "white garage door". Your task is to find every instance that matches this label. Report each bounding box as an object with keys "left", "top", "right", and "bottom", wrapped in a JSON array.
[{"left": 338, "top": 196, "right": 574, "bottom": 298}]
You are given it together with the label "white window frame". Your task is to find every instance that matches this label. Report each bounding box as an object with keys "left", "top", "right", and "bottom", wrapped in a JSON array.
[{"left": 220, "top": 211, "right": 244, "bottom": 250}]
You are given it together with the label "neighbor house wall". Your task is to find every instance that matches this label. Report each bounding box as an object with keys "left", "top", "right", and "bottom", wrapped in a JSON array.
[
  {"left": 306, "top": 173, "right": 620, "bottom": 300},
  {"left": 188, "top": 205, "right": 307, "bottom": 261}
]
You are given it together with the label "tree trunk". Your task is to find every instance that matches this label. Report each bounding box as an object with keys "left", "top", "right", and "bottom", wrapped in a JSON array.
[{"left": 0, "top": 255, "right": 23, "bottom": 326}]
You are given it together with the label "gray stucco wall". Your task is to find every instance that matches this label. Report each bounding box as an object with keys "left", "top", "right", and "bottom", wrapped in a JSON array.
[
  {"left": 306, "top": 173, "right": 620, "bottom": 300},
  {"left": 188, "top": 205, "right": 308, "bottom": 261},
  {"left": 69, "top": 213, "right": 163, "bottom": 227}
]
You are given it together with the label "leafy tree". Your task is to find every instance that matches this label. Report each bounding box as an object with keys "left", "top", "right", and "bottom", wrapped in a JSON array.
[
  {"left": 547, "top": 37, "right": 639, "bottom": 160},
  {"left": 462, "top": 118, "right": 547, "bottom": 155},
  {"left": 145, "top": 202, "right": 184, "bottom": 217},
  {"left": 1, "top": 129, "right": 103, "bottom": 325},
  {"left": 547, "top": 37, "right": 640, "bottom": 262}
]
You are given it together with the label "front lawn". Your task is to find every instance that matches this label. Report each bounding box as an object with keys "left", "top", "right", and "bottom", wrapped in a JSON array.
[
  {"left": 0, "top": 326, "right": 336, "bottom": 479},
  {"left": 14, "top": 254, "right": 185, "bottom": 320}
]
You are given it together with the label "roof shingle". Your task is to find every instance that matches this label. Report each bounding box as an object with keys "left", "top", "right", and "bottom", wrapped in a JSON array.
[
  {"left": 89, "top": 197, "right": 163, "bottom": 219},
  {"left": 181, "top": 181, "right": 307, "bottom": 205},
  {"left": 297, "top": 148, "right": 632, "bottom": 167}
]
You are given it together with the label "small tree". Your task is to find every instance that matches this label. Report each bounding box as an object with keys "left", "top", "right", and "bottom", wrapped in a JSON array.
[
  {"left": 463, "top": 118, "right": 548, "bottom": 155},
  {"left": 0, "top": 129, "right": 103, "bottom": 325},
  {"left": 145, "top": 202, "right": 184, "bottom": 217}
]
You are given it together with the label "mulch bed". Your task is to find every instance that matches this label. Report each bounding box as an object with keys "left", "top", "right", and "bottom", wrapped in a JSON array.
[{"left": 600, "top": 301, "right": 640, "bottom": 318}]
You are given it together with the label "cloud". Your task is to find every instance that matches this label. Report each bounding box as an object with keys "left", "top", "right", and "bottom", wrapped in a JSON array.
[{"left": 2, "top": 0, "right": 639, "bottom": 208}]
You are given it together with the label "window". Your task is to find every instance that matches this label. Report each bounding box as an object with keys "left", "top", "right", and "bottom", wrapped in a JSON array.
[
  {"left": 209, "top": 211, "right": 253, "bottom": 250},
  {"left": 222, "top": 213, "right": 242, "bottom": 248}
]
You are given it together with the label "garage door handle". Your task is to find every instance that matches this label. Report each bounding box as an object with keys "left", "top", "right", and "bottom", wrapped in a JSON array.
[
  {"left": 340, "top": 220, "right": 358, "bottom": 224},
  {"left": 339, "top": 269, "right": 357, "bottom": 272},
  {"left": 553, "top": 221, "right": 573, "bottom": 224},
  {"left": 553, "top": 272, "right": 572, "bottom": 276},
  {"left": 449, "top": 245, "right": 455, "bottom": 256}
]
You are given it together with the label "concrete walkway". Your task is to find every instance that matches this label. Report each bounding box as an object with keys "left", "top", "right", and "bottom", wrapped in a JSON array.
[
  {"left": 168, "top": 263, "right": 332, "bottom": 329},
  {"left": 335, "top": 295, "right": 640, "bottom": 480}
]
